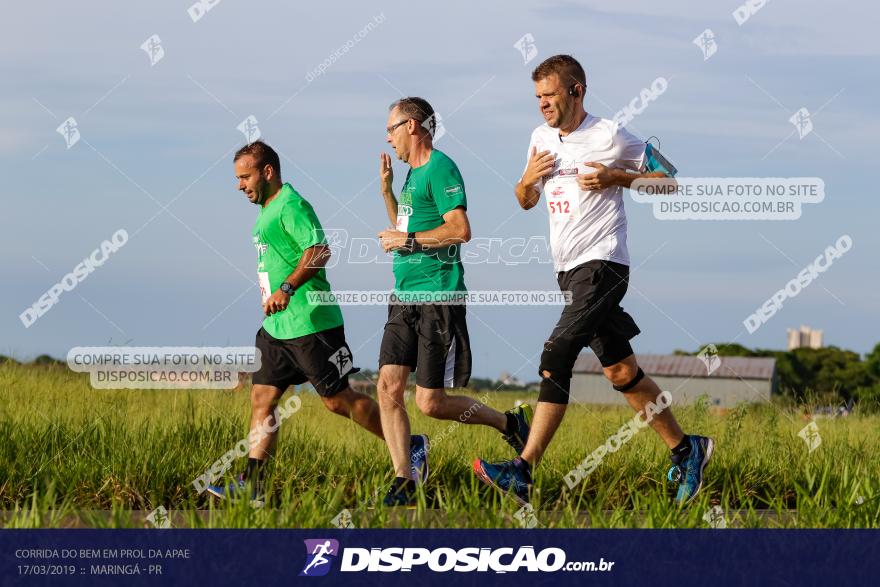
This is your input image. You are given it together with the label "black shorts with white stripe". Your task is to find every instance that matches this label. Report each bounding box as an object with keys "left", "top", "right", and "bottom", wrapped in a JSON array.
[{"left": 378, "top": 302, "right": 472, "bottom": 389}]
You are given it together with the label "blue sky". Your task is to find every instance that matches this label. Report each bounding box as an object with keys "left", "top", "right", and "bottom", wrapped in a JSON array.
[{"left": 2, "top": 0, "right": 877, "bottom": 379}]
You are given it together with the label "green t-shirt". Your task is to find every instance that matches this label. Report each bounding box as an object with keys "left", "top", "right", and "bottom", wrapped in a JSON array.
[
  {"left": 393, "top": 150, "right": 467, "bottom": 302},
  {"left": 252, "top": 183, "right": 343, "bottom": 339}
]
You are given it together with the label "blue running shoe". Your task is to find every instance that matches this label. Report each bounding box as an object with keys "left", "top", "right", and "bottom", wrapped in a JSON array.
[
  {"left": 410, "top": 434, "right": 430, "bottom": 485},
  {"left": 667, "top": 435, "right": 714, "bottom": 505},
  {"left": 502, "top": 404, "right": 533, "bottom": 454},
  {"left": 473, "top": 457, "right": 531, "bottom": 506},
  {"left": 382, "top": 477, "right": 417, "bottom": 507},
  {"left": 205, "top": 474, "right": 265, "bottom": 507}
]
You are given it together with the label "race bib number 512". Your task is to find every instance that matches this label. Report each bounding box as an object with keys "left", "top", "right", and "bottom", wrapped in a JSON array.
[{"left": 546, "top": 181, "right": 580, "bottom": 221}]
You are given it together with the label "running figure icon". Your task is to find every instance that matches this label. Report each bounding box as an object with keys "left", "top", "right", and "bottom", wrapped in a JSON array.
[{"left": 302, "top": 541, "right": 335, "bottom": 575}]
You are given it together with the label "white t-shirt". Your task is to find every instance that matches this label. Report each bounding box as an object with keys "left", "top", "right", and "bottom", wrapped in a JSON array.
[{"left": 524, "top": 114, "right": 646, "bottom": 272}]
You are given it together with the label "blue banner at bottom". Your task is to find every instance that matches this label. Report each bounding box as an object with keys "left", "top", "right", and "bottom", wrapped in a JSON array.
[{"left": 2, "top": 529, "right": 876, "bottom": 586}]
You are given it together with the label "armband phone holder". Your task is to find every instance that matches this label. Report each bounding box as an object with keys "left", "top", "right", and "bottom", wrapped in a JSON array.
[{"left": 644, "top": 138, "right": 678, "bottom": 177}]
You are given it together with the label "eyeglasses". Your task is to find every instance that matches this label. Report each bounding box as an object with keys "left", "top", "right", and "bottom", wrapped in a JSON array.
[{"left": 385, "top": 119, "right": 412, "bottom": 135}]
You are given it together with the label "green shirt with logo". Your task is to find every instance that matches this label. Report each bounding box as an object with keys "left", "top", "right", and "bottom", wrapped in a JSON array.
[
  {"left": 253, "top": 183, "right": 343, "bottom": 339},
  {"left": 393, "top": 150, "right": 468, "bottom": 302}
]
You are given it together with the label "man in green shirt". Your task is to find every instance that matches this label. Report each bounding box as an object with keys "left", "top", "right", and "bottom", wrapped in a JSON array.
[
  {"left": 376, "top": 97, "right": 533, "bottom": 506},
  {"left": 207, "top": 141, "right": 391, "bottom": 503}
]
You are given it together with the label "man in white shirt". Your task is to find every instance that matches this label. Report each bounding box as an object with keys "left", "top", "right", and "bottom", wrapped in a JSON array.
[{"left": 473, "top": 54, "right": 714, "bottom": 506}]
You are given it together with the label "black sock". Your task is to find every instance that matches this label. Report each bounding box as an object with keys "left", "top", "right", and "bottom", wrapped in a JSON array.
[
  {"left": 513, "top": 457, "right": 532, "bottom": 481},
  {"left": 671, "top": 437, "right": 691, "bottom": 460},
  {"left": 245, "top": 458, "right": 265, "bottom": 481},
  {"left": 505, "top": 413, "right": 517, "bottom": 434},
  {"left": 392, "top": 477, "right": 416, "bottom": 493}
]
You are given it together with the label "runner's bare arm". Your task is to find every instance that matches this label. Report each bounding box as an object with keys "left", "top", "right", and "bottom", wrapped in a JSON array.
[
  {"left": 263, "top": 244, "right": 331, "bottom": 315},
  {"left": 515, "top": 147, "right": 555, "bottom": 210},
  {"left": 576, "top": 163, "right": 674, "bottom": 191},
  {"left": 414, "top": 207, "right": 471, "bottom": 249},
  {"left": 515, "top": 180, "right": 541, "bottom": 210},
  {"left": 286, "top": 243, "right": 331, "bottom": 283},
  {"left": 377, "top": 208, "right": 471, "bottom": 252},
  {"left": 380, "top": 152, "right": 398, "bottom": 224}
]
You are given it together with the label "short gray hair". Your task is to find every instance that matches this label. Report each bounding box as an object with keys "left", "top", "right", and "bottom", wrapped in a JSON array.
[{"left": 389, "top": 97, "right": 436, "bottom": 136}]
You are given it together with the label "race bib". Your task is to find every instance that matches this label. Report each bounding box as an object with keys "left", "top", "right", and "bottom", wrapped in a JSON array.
[
  {"left": 396, "top": 204, "right": 412, "bottom": 232},
  {"left": 258, "top": 271, "right": 271, "bottom": 304},
  {"left": 545, "top": 179, "right": 580, "bottom": 221}
]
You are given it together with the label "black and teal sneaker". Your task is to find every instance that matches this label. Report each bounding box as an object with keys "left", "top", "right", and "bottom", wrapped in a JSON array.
[
  {"left": 667, "top": 435, "right": 715, "bottom": 505},
  {"left": 473, "top": 456, "right": 532, "bottom": 506},
  {"left": 502, "top": 404, "right": 533, "bottom": 454},
  {"left": 382, "top": 477, "right": 417, "bottom": 507},
  {"left": 410, "top": 434, "right": 430, "bottom": 485}
]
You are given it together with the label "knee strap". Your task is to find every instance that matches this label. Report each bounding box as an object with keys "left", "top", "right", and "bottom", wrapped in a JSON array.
[
  {"left": 538, "top": 375, "right": 571, "bottom": 404},
  {"left": 539, "top": 338, "right": 576, "bottom": 380},
  {"left": 537, "top": 339, "right": 577, "bottom": 405},
  {"left": 613, "top": 368, "right": 644, "bottom": 392}
]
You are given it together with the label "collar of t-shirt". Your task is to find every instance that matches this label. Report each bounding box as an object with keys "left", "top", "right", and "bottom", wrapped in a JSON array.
[{"left": 553, "top": 113, "right": 606, "bottom": 146}]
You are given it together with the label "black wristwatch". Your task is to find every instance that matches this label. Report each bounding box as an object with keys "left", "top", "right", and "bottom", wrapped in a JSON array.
[
  {"left": 280, "top": 282, "right": 296, "bottom": 295},
  {"left": 405, "top": 232, "right": 417, "bottom": 252}
]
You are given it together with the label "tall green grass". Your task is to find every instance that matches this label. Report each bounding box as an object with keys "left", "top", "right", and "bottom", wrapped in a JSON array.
[{"left": 1, "top": 363, "right": 877, "bottom": 528}]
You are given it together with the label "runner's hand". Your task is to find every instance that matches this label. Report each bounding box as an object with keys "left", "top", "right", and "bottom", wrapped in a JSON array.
[
  {"left": 378, "top": 228, "right": 407, "bottom": 252},
  {"left": 263, "top": 290, "right": 290, "bottom": 316},
  {"left": 521, "top": 146, "right": 555, "bottom": 187},
  {"left": 577, "top": 161, "right": 617, "bottom": 191},
  {"left": 380, "top": 152, "right": 394, "bottom": 195},
  {"left": 577, "top": 162, "right": 618, "bottom": 191}
]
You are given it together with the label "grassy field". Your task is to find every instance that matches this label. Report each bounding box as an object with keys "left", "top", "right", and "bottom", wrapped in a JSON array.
[{"left": 1, "top": 362, "right": 878, "bottom": 528}]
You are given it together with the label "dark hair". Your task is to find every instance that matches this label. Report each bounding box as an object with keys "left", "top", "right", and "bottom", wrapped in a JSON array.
[
  {"left": 389, "top": 97, "right": 436, "bottom": 136},
  {"left": 531, "top": 54, "right": 586, "bottom": 90},
  {"left": 234, "top": 140, "right": 281, "bottom": 176}
]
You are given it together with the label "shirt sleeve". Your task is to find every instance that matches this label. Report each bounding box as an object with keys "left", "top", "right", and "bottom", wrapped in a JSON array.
[
  {"left": 429, "top": 159, "right": 467, "bottom": 215},
  {"left": 280, "top": 197, "right": 327, "bottom": 252},
  {"left": 613, "top": 123, "right": 647, "bottom": 173}
]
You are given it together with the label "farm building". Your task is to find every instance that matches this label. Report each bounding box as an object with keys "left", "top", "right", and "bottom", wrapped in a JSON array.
[{"left": 570, "top": 354, "right": 776, "bottom": 408}]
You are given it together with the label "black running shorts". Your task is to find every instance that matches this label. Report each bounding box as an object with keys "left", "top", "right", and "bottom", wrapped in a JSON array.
[
  {"left": 548, "top": 260, "right": 640, "bottom": 369},
  {"left": 378, "top": 302, "right": 472, "bottom": 389},
  {"left": 252, "top": 325, "right": 357, "bottom": 396}
]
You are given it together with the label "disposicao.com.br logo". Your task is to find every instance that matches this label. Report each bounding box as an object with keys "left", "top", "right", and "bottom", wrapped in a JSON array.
[{"left": 300, "top": 539, "right": 614, "bottom": 575}]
